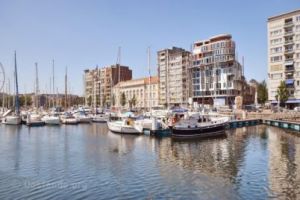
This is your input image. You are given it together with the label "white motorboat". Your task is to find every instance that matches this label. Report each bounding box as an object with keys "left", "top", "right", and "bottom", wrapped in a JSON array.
[
  {"left": 41, "top": 115, "right": 60, "bottom": 125},
  {"left": 2, "top": 115, "right": 21, "bottom": 125},
  {"left": 61, "top": 113, "right": 79, "bottom": 125},
  {"left": 26, "top": 113, "right": 45, "bottom": 127},
  {"left": 107, "top": 118, "right": 143, "bottom": 134},
  {"left": 73, "top": 111, "right": 92, "bottom": 123},
  {"left": 92, "top": 113, "right": 109, "bottom": 123}
]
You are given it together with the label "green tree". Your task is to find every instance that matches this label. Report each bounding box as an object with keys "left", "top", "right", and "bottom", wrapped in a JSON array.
[
  {"left": 96, "top": 95, "right": 100, "bottom": 106},
  {"left": 131, "top": 94, "right": 136, "bottom": 108},
  {"left": 112, "top": 94, "right": 116, "bottom": 106},
  {"left": 87, "top": 96, "right": 92, "bottom": 106},
  {"left": 25, "top": 95, "right": 33, "bottom": 106},
  {"left": 102, "top": 95, "right": 106, "bottom": 108},
  {"left": 120, "top": 92, "right": 126, "bottom": 107},
  {"left": 257, "top": 80, "right": 268, "bottom": 105},
  {"left": 19, "top": 96, "right": 25, "bottom": 107},
  {"left": 276, "top": 81, "right": 289, "bottom": 107}
]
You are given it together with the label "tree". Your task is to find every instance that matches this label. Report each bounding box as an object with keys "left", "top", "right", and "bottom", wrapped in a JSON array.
[
  {"left": 257, "top": 80, "right": 268, "bottom": 105},
  {"left": 96, "top": 95, "right": 100, "bottom": 106},
  {"left": 131, "top": 95, "right": 136, "bottom": 108},
  {"left": 120, "top": 92, "right": 126, "bottom": 107},
  {"left": 102, "top": 95, "right": 106, "bottom": 108},
  {"left": 87, "top": 96, "right": 92, "bottom": 106},
  {"left": 276, "top": 81, "right": 289, "bottom": 107},
  {"left": 112, "top": 94, "right": 116, "bottom": 106}
]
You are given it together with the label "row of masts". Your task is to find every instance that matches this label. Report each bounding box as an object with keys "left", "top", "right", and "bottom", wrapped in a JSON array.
[{"left": 1, "top": 52, "right": 71, "bottom": 114}]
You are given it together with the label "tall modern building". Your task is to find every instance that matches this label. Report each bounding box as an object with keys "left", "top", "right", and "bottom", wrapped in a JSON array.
[
  {"left": 190, "top": 34, "right": 243, "bottom": 106},
  {"left": 157, "top": 47, "right": 191, "bottom": 107},
  {"left": 268, "top": 9, "right": 300, "bottom": 107},
  {"left": 84, "top": 65, "right": 132, "bottom": 107}
]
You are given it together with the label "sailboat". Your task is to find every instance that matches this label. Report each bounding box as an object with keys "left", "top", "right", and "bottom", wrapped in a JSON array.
[{"left": 2, "top": 51, "right": 21, "bottom": 125}]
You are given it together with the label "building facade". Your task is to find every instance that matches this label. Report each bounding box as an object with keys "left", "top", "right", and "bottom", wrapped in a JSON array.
[
  {"left": 84, "top": 65, "right": 132, "bottom": 107},
  {"left": 190, "top": 34, "right": 244, "bottom": 106},
  {"left": 268, "top": 9, "right": 300, "bottom": 107},
  {"left": 112, "top": 76, "right": 159, "bottom": 109},
  {"left": 157, "top": 47, "right": 190, "bottom": 107}
]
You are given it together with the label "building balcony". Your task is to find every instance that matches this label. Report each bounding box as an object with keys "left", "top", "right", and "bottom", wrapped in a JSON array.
[
  {"left": 285, "top": 79, "right": 294, "bottom": 86},
  {"left": 285, "top": 66, "right": 294, "bottom": 72},
  {"left": 284, "top": 21, "right": 294, "bottom": 27},
  {"left": 284, "top": 31, "right": 294, "bottom": 36},
  {"left": 285, "top": 40, "right": 294, "bottom": 45},
  {"left": 285, "top": 59, "right": 294, "bottom": 65},
  {"left": 284, "top": 48, "right": 294, "bottom": 54}
]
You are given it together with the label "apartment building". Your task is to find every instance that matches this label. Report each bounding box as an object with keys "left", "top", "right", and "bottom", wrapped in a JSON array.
[
  {"left": 268, "top": 9, "right": 300, "bottom": 107},
  {"left": 157, "top": 47, "right": 190, "bottom": 107},
  {"left": 190, "top": 34, "right": 244, "bottom": 106},
  {"left": 84, "top": 65, "right": 132, "bottom": 107},
  {"left": 112, "top": 76, "right": 159, "bottom": 109}
]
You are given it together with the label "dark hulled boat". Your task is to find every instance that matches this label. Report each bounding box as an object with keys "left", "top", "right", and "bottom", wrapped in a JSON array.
[{"left": 171, "top": 116, "right": 229, "bottom": 139}]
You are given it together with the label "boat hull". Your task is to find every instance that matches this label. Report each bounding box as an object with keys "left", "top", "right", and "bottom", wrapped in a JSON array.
[
  {"left": 43, "top": 118, "right": 60, "bottom": 125},
  {"left": 27, "top": 121, "right": 45, "bottom": 127},
  {"left": 2, "top": 116, "right": 21, "bottom": 125},
  {"left": 78, "top": 118, "right": 92, "bottom": 123},
  {"left": 172, "top": 122, "right": 228, "bottom": 139},
  {"left": 61, "top": 118, "right": 79, "bottom": 125},
  {"left": 107, "top": 121, "right": 142, "bottom": 135}
]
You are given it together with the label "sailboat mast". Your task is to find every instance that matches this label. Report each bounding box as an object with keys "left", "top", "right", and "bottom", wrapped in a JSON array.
[
  {"left": 14, "top": 51, "right": 20, "bottom": 115},
  {"left": 148, "top": 47, "right": 151, "bottom": 111},
  {"left": 118, "top": 47, "right": 121, "bottom": 83},
  {"left": 52, "top": 59, "right": 55, "bottom": 107},
  {"left": 65, "top": 67, "right": 68, "bottom": 110},
  {"left": 35, "top": 62, "right": 40, "bottom": 108}
]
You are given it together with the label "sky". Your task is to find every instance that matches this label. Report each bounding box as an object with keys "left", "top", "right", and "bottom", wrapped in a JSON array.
[{"left": 0, "top": 0, "right": 299, "bottom": 95}]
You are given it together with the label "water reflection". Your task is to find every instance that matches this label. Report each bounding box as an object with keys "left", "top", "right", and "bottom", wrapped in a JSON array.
[
  {"left": 1, "top": 124, "right": 300, "bottom": 199},
  {"left": 268, "top": 127, "right": 300, "bottom": 199}
]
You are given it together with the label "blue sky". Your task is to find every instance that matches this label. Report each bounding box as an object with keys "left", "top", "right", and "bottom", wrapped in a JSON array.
[{"left": 0, "top": 0, "right": 299, "bottom": 95}]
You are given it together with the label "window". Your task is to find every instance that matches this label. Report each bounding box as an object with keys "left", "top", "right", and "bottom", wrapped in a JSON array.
[
  {"left": 270, "top": 56, "right": 282, "bottom": 63},
  {"left": 270, "top": 29, "right": 282, "bottom": 36},
  {"left": 296, "top": 15, "right": 300, "bottom": 22},
  {"left": 270, "top": 38, "right": 282, "bottom": 45},
  {"left": 271, "top": 73, "right": 282, "bottom": 79},
  {"left": 270, "top": 47, "right": 282, "bottom": 54}
]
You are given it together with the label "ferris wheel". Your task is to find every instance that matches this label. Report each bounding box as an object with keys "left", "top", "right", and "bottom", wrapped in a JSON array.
[{"left": 0, "top": 63, "right": 5, "bottom": 93}]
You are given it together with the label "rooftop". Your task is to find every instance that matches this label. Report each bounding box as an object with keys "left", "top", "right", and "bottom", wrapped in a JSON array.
[{"left": 268, "top": 9, "right": 300, "bottom": 22}]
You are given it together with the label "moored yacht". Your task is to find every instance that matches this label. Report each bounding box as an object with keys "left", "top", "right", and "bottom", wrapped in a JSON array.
[
  {"left": 73, "top": 111, "right": 92, "bottom": 123},
  {"left": 26, "top": 113, "right": 45, "bottom": 127},
  {"left": 107, "top": 118, "right": 143, "bottom": 134},
  {"left": 61, "top": 113, "right": 79, "bottom": 125},
  {"left": 41, "top": 114, "right": 60, "bottom": 125},
  {"left": 92, "top": 113, "right": 109, "bottom": 123},
  {"left": 2, "top": 115, "right": 21, "bottom": 125},
  {"left": 171, "top": 114, "right": 229, "bottom": 139},
  {"left": 2, "top": 52, "right": 21, "bottom": 125}
]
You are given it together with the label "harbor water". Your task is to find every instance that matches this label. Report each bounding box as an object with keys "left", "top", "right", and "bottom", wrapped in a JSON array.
[{"left": 0, "top": 124, "right": 300, "bottom": 199}]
